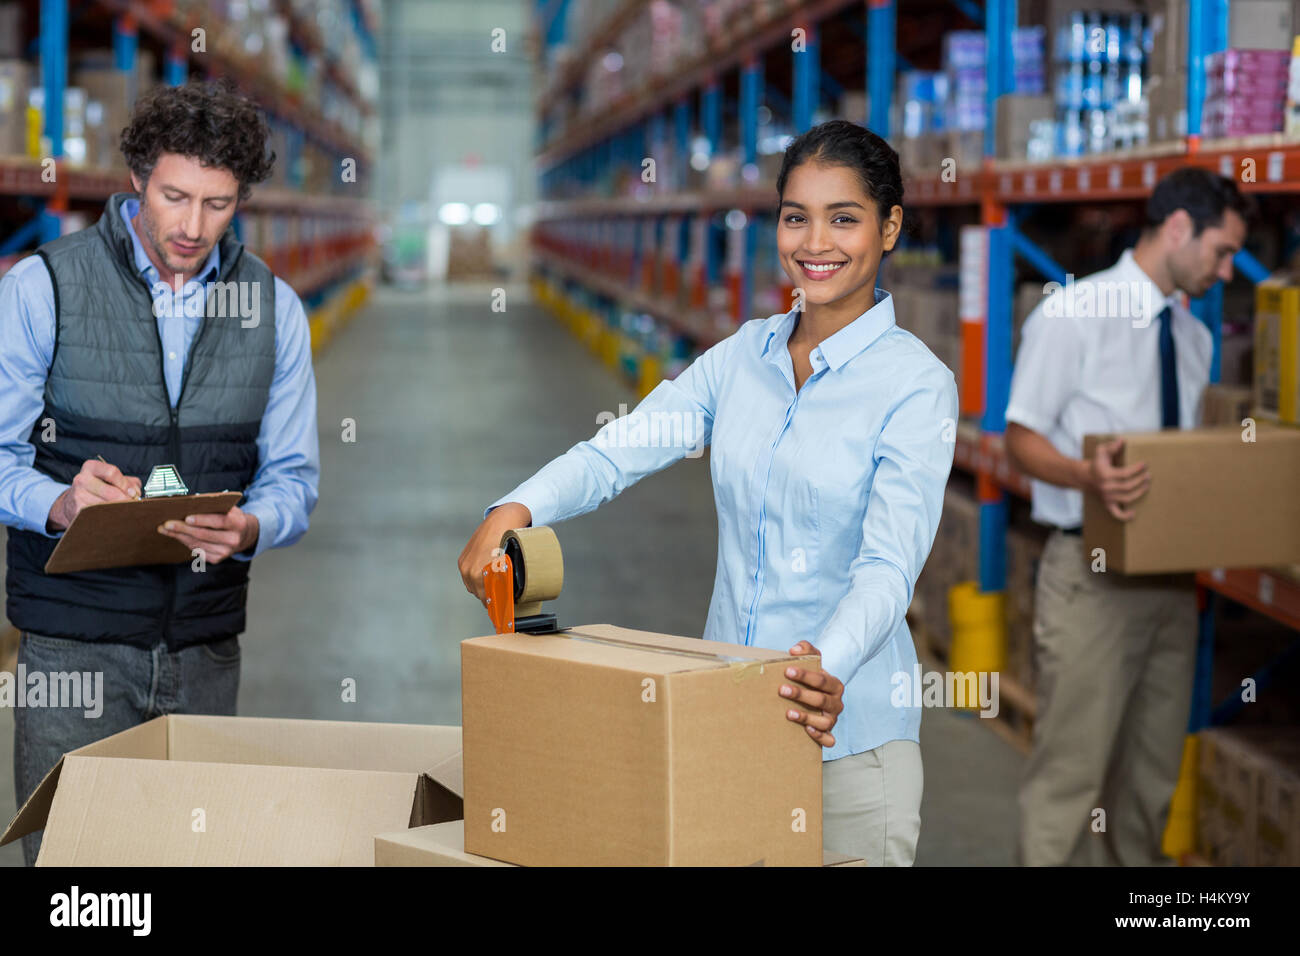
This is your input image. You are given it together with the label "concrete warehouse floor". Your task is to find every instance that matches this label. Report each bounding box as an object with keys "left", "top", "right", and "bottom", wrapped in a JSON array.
[{"left": 0, "top": 282, "right": 1021, "bottom": 866}]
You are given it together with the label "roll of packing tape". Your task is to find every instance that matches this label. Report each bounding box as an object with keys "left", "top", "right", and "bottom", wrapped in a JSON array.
[{"left": 501, "top": 526, "right": 564, "bottom": 606}]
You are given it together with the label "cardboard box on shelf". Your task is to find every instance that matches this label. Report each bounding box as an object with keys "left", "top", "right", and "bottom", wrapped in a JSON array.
[
  {"left": 1200, "top": 383, "right": 1253, "bottom": 428},
  {"left": 1083, "top": 425, "right": 1300, "bottom": 573},
  {"left": 0, "top": 58, "right": 28, "bottom": 157},
  {"left": 945, "top": 129, "right": 984, "bottom": 178},
  {"left": 1147, "top": 74, "right": 1187, "bottom": 143},
  {"left": 446, "top": 227, "right": 495, "bottom": 280},
  {"left": 0, "top": 715, "right": 463, "bottom": 865},
  {"left": 461, "top": 624, "right": 824, "bottom": 867},
  {"left": 0, "top": 3, "right": 22, "bottom": 59},
  {"left": 375, "top": 820, "right": 868, "bottom": 867},
  {"left": 1228, "top": 0, "right": 1294, "bottom": 50},
  {"left": 898, "top": 133, "right": 945, "bottom": 178},
  {"left": 1254, "top": 279, "right": 1300, "bottom": 424},
  {"left": 1198, "top": 727, "right": 1300, "bottom": 866},
  {"left": 1148, "top": 0, "right": 1186, "bottom": 79},
  {"left": 1197, "top": 728, "right": 1257, "bottom": 865},
  {"left": 995, "top": 95, "right": 1053, "bottom": 160},
  {"left": 1256, "top": 745, "right": 1300, "bottom": 866}
]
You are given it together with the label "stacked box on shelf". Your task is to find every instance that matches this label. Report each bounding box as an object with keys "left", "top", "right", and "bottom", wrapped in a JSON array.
[
  {"left": 71, "top": 49, "right": 157, "bottom": 171},
  {"left": 894, "top": 72, "right": 947, "bottom": 177},
  {"left": 1198, "top": 727, "right": 1300, "bottom": 866},
  {"left": 0, "top": 2, "right": 22, "bottom": 58},
  {"left": 1147, "top": 0, "right": 1186, "bottom": 141},
  {"left": 1227, "top": 0, "right": 1296, "bottom": 51},
  {"left": 1202, "top": 49, "right": 1289, "bottom": 139},
  {"left": 0, "top": 58, "right": 29, "bottom": 157}
]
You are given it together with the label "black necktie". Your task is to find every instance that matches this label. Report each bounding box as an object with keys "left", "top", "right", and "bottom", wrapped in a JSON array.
[{"left": 1157, "top": 305, "right": 1179, "bottom": 429}]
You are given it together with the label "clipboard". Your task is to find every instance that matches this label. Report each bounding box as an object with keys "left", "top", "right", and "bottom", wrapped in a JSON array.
[{"left": 44, "top": 464, "right": 242, "bottom": 574}]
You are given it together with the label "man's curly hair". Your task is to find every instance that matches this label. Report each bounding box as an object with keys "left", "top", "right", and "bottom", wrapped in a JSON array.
[{"left": 120, "top": 78, "right": 275, "bottom": 202}]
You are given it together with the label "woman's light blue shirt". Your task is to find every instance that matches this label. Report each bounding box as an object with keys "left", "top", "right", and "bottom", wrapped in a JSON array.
[{"left": 489, "top": 288, "right": 958, "bottom": 760}]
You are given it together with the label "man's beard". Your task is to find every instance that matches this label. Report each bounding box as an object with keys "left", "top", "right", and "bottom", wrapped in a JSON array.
[{"left": 139, "top": 201, "right": 206, "bottom": 277}]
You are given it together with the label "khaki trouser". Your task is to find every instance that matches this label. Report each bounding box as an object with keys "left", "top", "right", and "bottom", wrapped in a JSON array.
[
  {"left": 1018, "top": 530, "right": 1197, "bottom": 866},
  {"left": 823, "top": 739, "right": 923, "bottom": 866}
]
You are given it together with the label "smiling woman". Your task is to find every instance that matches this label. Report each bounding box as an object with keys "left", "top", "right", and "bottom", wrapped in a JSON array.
[{"left": 460, "top": 119, "right": 957, "bottom": 867}]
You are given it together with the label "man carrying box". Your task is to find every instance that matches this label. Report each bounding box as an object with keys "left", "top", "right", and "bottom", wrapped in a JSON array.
[
  {"left": 0, "top": 80, "right": 319, "bottom": 865},
  {"left": 1004, "top": 168, "right": 1252, "bottom": 865}
]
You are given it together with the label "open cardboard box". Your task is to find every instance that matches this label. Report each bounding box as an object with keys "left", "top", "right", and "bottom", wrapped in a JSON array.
[
  {"left": 375, "top": 821, "right": 867, "bottom": 867},
  {"left": 0, "top": 715, "right": 463, "bottom": 866}
]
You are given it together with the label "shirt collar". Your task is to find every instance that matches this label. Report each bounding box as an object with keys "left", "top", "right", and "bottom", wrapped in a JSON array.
[
  {"left": 1116, "top": 248, "right": 1179, "bottom": 322},
  {"left": 762, "top": 287, "right": 896, "bottom": 372},
  {"left": 119, "top": 196, "right": 220, "bottom": 286}
]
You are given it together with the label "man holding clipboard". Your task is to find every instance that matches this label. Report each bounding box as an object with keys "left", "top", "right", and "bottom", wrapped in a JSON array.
[{"left": 0, "top": 80, "right": 319, "bottom": 864}]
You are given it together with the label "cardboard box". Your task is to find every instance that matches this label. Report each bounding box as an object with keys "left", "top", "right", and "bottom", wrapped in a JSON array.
[
  {"left": 995, "top": 95, "right": 1053, "bottom": 160},
  {"left": 1229, "top": 0, "right": 1294, "bottom": 50},
  {"left": 1255, "top": 279, "right": 1300, "bottom": 424},
  {"left": 0, "top": 715, "right": 463, "bottom": 865},
  {"left": 1148, "top": 0, "right": 1186, "bottom": 79},
  {"left": 1201, "top": 383, "right": 1253, "bottom": 427},
  {"left": 1256, "top": 746, "right": 1300, "bottom": 866},
  {"left": 461, "top": 624, "right": 824, "bottom": 866},
  {"left": 1197, "top": 728, "right": 1257, "bottom": 865},
  {"left": 1147, "top": 74, "right": 1188, "bottom": 143},
  {"left": 376, "top": 820, "right": 867, "bottom": 867},
  {"left": 0, "top": 59, "right": 28, "bottom": 157},
  {"left": 1082, "top": 426, "right": 1300, "bottom": 573},
  {"left": 1198, "top": 727, "right": 1300, "bottom": 866}
]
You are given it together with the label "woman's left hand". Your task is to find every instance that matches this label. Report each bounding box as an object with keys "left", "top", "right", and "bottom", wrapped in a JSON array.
[{"left": 781, "top": 641, "right": 844, "bottom": 748}]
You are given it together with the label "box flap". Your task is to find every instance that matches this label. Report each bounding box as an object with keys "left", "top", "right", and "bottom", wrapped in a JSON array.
[
  {"left": 36, "top": 755, "right": 423, "bottom": 866},
  {"left": 165, "top": 715, "right": 461, "bottom": 772},
  {"left": 0, "top": 715, "right": 170, "bottom": 846}
]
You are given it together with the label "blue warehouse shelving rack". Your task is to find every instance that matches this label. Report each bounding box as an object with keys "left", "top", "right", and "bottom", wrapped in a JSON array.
[
  {"left": 0, "top": 0, "right": 381, "bottom": 351},
  {"left": 527, "top": 0, "right": 1300, "bottom": 860}
]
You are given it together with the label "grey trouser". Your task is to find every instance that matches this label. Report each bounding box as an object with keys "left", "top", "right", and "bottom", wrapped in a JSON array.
[
  {"left": 1018, "top": 530, "right": 1196, "bottom": 866},
  {"left": 824, "top": 738, "right": 923, "bottom": 866},
  {"left": 13, "top": 630, "right": 241, "bottom": 865}
]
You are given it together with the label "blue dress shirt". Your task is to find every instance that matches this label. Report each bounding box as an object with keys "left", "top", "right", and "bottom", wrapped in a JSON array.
[
  {"left": 0, "top": 197, "right": 319, "bottom": 559},
  {"left": 489, "top": 289, "right": 958, "bottom": 759}
]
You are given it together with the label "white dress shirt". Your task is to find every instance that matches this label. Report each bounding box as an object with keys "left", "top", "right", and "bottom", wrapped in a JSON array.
[{"left": 1005, "top": 248, "right": 1213, "bottom": 529}]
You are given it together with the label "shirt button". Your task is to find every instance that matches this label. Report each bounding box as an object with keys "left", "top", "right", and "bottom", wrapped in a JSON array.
[{"left": 168, "top": 351, "right": 177, "bottom": 361}]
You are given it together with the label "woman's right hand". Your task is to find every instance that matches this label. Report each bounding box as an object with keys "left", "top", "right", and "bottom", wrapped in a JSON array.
[{"left": 457, "top": 501, "right": 533, "bottom": 603}]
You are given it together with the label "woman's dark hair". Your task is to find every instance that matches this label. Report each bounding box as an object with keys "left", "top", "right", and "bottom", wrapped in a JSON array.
[
  {"left": 120, "top": 78, "right": 275, "bottom": 203},
  {"left": 776, "top": 119, "right": 904, "bottom": 224},
  {"left": 1144, "top": 167, "right": 1256, "bottom": 235}
]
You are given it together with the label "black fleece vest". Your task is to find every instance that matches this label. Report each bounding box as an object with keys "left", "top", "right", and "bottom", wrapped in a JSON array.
[{"left": 5, "top": 193, "right": 277, "bottom": 647}]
